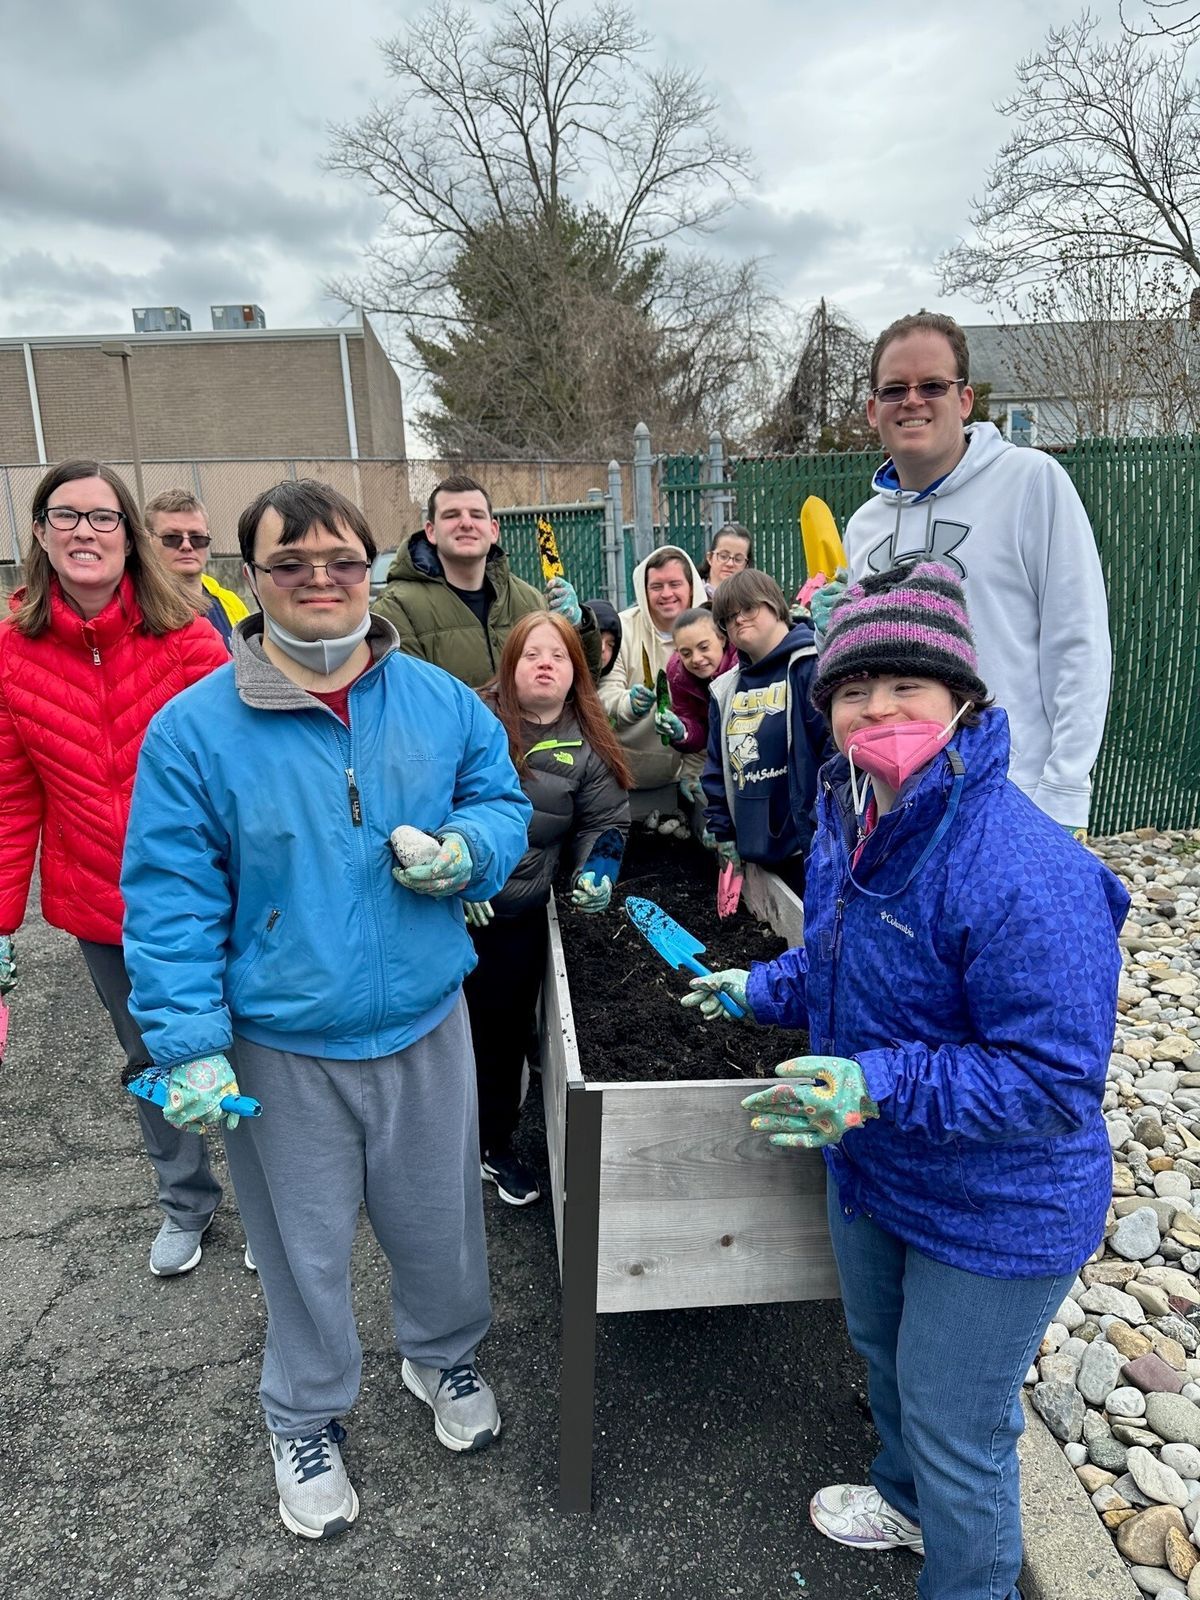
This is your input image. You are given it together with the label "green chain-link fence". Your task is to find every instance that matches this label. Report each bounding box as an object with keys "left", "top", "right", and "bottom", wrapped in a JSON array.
[{"left": 652, "top": 438, "right": 1200, "bottom": 835}]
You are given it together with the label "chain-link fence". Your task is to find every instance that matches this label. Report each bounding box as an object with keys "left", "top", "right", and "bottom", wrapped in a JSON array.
[{"left": 0, "top": 457, "right": 621, "bottom": 564}]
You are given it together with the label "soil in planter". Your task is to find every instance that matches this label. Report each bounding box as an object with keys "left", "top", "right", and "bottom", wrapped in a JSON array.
[{"left": 558, "top": 830, "right": 808, "bottom": 1083}]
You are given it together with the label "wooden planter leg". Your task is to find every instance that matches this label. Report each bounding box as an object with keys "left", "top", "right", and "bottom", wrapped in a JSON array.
[{"left": 558, "top": 1081, "right": 603, "bottom": 1513}]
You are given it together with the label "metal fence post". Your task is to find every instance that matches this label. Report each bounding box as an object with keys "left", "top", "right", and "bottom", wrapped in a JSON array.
[
  {"left": 604, "top": 460, "right": 627, "bottom": 608},
  {"left": 708, "top": 429, "right": 734, "bottom": 534},
  {"left": 632, "top": 422, "right": 654, "bottom": 563}
]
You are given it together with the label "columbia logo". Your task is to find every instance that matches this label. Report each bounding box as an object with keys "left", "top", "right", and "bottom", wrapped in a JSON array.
[{"left": 880, "top": 911, "right": 914, "bottom": 939}]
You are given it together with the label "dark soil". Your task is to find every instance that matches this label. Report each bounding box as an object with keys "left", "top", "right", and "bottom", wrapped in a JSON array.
[{"left": 558, "top": 831, "right": 807, "bottom": 1082}]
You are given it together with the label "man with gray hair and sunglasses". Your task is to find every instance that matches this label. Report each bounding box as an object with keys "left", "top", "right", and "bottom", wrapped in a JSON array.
[
  {"left": 121, "top": 478, "right": 531, "bottom": 1540},
  {"left": 144, "top": 488, "right": 248, "bottom": 647},
  {"left": 820, "top": 311, "right": 1110, "bottom": 839}
]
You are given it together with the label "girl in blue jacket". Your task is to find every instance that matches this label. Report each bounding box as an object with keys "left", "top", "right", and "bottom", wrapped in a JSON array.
[{"left": 684, "top": 562, "right": 1128, "bottom": 1600}]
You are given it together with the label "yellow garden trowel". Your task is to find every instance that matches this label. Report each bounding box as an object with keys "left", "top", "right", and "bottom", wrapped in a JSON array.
[
  {"left": 536, "top": 516, "right": 565, "bottom": 583},
  {"left": 799, "top": 496, "right": 846, "bottom": 582}
]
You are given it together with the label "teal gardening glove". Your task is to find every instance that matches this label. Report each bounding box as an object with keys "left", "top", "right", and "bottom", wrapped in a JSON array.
[
  {"left": 715, "top": 839, "right": 743, "bottom": 874},
  {"left": 682, "top": 968, "right": 750, "bottom": 1021},
  {"left": 742, "top": 1056, "right": 879, "bottom": 1149},
  {"left": 653, "top": 707, "right": 686, "bottom": 744},
  {"left": 545, "top": 576, "right": 582, "bottom": 627},
  {"left": 570, "top": 871, "right": 612, "bottom": 914},
  {"left": 163, "top": 1052, "right": 243, "bottom": 1133},
  {"left": 0, "top": 934, "right": 16, "bottom": 994},
  {"left": 464, "top": 900, "right": 494, "bottom": 928},
  {"left": 809, "top": 569, "right": 848, "bottom": 646},
  {"left": 392, "top": 831, "right": 473, "bottom": 897},
  {"left": 627, "top": 684, "right": 656, "bottom": 717}
]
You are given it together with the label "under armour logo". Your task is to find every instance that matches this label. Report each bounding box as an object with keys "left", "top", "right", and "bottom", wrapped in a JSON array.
[{"left": 865, "top": 519, "right": 971, "bottom": 578}]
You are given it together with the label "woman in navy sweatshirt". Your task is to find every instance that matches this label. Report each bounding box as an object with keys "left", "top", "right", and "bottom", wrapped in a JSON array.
[{"left": 700, "top": 570, "right": 831, "bottom": 895}]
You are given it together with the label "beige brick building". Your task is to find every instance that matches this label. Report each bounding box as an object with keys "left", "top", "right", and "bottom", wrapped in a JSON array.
[{"left": 0, "top": 317, "right": 404, "bottom": 466}]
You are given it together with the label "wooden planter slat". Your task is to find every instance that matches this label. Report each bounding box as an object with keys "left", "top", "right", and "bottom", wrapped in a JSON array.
[{"left": 540, "top": 861, "right": 836, "bottom": 1512}]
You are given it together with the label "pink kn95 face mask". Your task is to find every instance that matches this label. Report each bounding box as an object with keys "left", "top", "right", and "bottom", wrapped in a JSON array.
[{"left": 846, "top": 703, "right": 968, "bottom": 804}]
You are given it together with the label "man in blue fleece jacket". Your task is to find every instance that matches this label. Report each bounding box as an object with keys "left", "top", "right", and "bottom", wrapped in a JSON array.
[{"left": 122, "top": 479, "right": 531, "bottom": 1542}]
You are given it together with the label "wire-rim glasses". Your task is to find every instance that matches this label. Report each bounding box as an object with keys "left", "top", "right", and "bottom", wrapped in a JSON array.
[
  {"left": 251, "top": 559, "right": 369, "bottom": 589},
  {"left": 870, "top": 378, "right": 967, "bottom": 405}
]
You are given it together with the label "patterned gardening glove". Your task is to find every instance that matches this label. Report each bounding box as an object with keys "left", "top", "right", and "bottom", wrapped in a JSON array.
[
  {"left": 654, "top": 707, "right": 686, "bottom": 744},
  {"left": 0, "top": 934, "right": 16, "bottom": 994},
  {"left": 464, "top": 900, "right": 494, "bottom": 928},
  {"left": 715, "top": 839, "right": 743, "bottom": 874},
  {"left": 679, "top": 772, "right": 702, "bottom": 806},
  {"left": 164, "top": 1052, "right": 243, "bottom": 1133},
  {"left": 545, "top": 576, "right": 582, "bottom": 627},
  {"left": 700, "top": 827, "right": 717, "bottom": 852},
  {"left": 570, "top": 871, "right": 612, "bottom": 914},
  {"left": 627, "top": 684, "right": 655, "bottom": 717},
  {"left": 1062, "top": 824, "right": 1088, "bottom": 844},
  {"left": 742, "top": 1056, "right": 879, "bottom": 1149},
  {"left": 392, "top": 831, "right": 473, "bottom": 897},
  {"left": 809, "top": 569, "right": 848, "bottom": 648},
  {"left": 682, "top": 968, "right": 750, "bottom": 1021}
]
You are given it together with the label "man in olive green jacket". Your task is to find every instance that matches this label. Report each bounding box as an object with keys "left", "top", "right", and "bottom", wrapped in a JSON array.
[{"left": 372, "top": 475, "right": 600, "bottom": 688}]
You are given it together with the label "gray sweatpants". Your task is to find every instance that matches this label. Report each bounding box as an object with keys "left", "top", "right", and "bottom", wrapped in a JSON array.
[
  {"left": 224, "top": 996, "right": 492, "bottom": 1438},
  {"left": 78, "top": 939, "right": 221, "bottom": 1230}
]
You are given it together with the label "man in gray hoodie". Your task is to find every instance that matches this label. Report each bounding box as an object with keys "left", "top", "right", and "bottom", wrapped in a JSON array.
[{"left": 839, "top": 311, "right": 1110, "bottom": 834}]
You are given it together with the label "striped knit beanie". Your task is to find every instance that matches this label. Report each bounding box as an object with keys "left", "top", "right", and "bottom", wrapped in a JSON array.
[{"left": 811, "top": 561, "right": 988, "bottom": 712}]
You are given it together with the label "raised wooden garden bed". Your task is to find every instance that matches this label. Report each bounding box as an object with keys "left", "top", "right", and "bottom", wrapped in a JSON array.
[{"left": 539, "top": 862, "right": 839, "bottom": 1511}]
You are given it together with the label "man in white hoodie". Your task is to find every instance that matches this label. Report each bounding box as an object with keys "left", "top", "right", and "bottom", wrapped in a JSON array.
[
  {"left": 598, "top": 544, "right": 707, "bottom": 822},
  {"left": 840, "top": 311, "right": 1111, "bottom": 832}
]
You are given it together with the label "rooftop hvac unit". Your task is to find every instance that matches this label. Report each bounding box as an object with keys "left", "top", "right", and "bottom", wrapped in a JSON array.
[
  {"left": 132, "top": 306, "right": 192, "bottom": 333},
  {"left": 211, "top": 304, "right": 266, "bottom": 330}
]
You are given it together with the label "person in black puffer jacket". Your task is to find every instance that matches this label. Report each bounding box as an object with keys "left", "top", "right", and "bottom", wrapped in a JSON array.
[{"left": 464, "top": 610, "right": 631, "bottom": 1205}]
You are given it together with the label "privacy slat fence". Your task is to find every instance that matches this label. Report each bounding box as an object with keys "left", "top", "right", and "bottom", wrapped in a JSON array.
[{"left": 654, "top": 438, "right": 1200, "bottom": 837}]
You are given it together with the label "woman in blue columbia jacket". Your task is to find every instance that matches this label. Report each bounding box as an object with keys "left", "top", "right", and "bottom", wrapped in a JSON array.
[{"left": 686, "top": 563, "right": 1127, "bottom": 1600}]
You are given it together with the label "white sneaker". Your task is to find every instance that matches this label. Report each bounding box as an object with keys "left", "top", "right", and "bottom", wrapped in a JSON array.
[
  {"left": 809, "top": 1484, "right": 924, "bottom": 1554},
  {"left": 271, "top": 1421, "right": 359, "bottom": 1539}
]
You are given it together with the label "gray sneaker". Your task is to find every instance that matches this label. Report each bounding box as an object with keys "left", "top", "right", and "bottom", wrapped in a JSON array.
[
  {"left": 149, "top": 1216, "right": 210, "bottom": 1277},
  {"left": 270, "top": 1420, "right": 359, "bottom": 1539},
  {"left": 401, "top": 1359, "right": 501, "bottom": 1452}
]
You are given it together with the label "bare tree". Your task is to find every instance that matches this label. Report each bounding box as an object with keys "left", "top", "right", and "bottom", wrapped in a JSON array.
[
  {"left": 325, "top": 0, "right": 768, "bottom": 454},
  {"left": 758, "top": 299, "right": 873, "bottom": 453},
  {"left": 997, "top": 247, "right": 1200, "bottom": 437},
  {"left": 939, "top": 13, "right": 1200, "bottom": 303},
  {"left": 1121, "top": 0, "right": 1200, "bottom": 42}
]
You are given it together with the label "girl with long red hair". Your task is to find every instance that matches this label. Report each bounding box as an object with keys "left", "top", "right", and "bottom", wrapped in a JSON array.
[{"left": 464, "top": 611, "right": 630, "bottom": 1205}]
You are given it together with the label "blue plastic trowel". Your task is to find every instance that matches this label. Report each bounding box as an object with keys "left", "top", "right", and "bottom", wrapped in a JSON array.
[{"left": 624, "top": 896, "right": 746, "bottom": 1019}]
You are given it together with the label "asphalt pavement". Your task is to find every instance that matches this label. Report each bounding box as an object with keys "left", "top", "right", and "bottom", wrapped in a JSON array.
[{"left": 4, "top": 904, "right": 918, "bottom": 1600}]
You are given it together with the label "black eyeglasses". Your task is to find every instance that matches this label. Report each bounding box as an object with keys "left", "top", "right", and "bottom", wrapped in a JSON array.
[
  {"left": 155, "top": 532, "right": 212, "bottom": 550},
  {"left": 251, "top": 559, "right": 369, "bottom": 589},
  {"left": 43, "top": 506, "right": 127, "bottom": 532},
  {"left": 870, "top": 378, "right": 967, "bottom": 405}
]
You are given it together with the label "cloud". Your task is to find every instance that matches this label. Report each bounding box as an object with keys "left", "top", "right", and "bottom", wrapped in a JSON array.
[{"left": 0, "top": 132, "right": 378, "bottom": 255}]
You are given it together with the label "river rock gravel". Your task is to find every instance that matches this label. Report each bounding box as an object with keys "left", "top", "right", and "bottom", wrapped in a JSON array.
[{"left": 1023, "top": 829, "right": 1200, "bottom": 1598}]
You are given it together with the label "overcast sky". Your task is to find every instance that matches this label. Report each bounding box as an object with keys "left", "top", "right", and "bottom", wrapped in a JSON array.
[{"left": 2, "top": 0, "right": 1129, "bottom": 438}]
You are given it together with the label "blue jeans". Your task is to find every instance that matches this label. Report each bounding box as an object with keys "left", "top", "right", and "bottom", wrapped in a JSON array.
[{"left": 827, "top": 1179, "right": 1070, "bottom": 1600}]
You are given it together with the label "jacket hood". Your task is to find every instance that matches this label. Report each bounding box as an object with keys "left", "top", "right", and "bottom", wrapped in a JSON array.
[
  {"left": 585, "top": 597, "right": 623, "bottom": 677},
  {"left": 387, "top": 529, "right": 513, "bottom": 585},
  {"left": 628, "top": 545, "right": 707, "bottom": 623},
  {"left": 870, "top": 420, "right": 1011, "bottom": 504}
]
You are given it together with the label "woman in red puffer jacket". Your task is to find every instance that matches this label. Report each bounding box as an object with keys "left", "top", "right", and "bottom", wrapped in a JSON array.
[{"left": 0, "top": 459, "right": 229, "bottom": 1278}]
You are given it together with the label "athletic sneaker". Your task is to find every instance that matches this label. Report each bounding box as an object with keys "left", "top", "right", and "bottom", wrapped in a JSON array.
[
  {"left": 271, "top": 1420, "right": 359, "bottom": 1539},
  {"left": 149, "top": 1216, "right": 210, "bottom": 1277},
  {"left": 401, "top": 1359, "right": 501, "bottom": 1452},
  {"left": 243, "top": 1242, "right": 257, "bottom": 1272},
  {"left": 809, "top": 1484, "right": 925, "bottom": 1554},
  {"left": 481, "top": 1149, "right": 540, "bottom": 1206}
]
